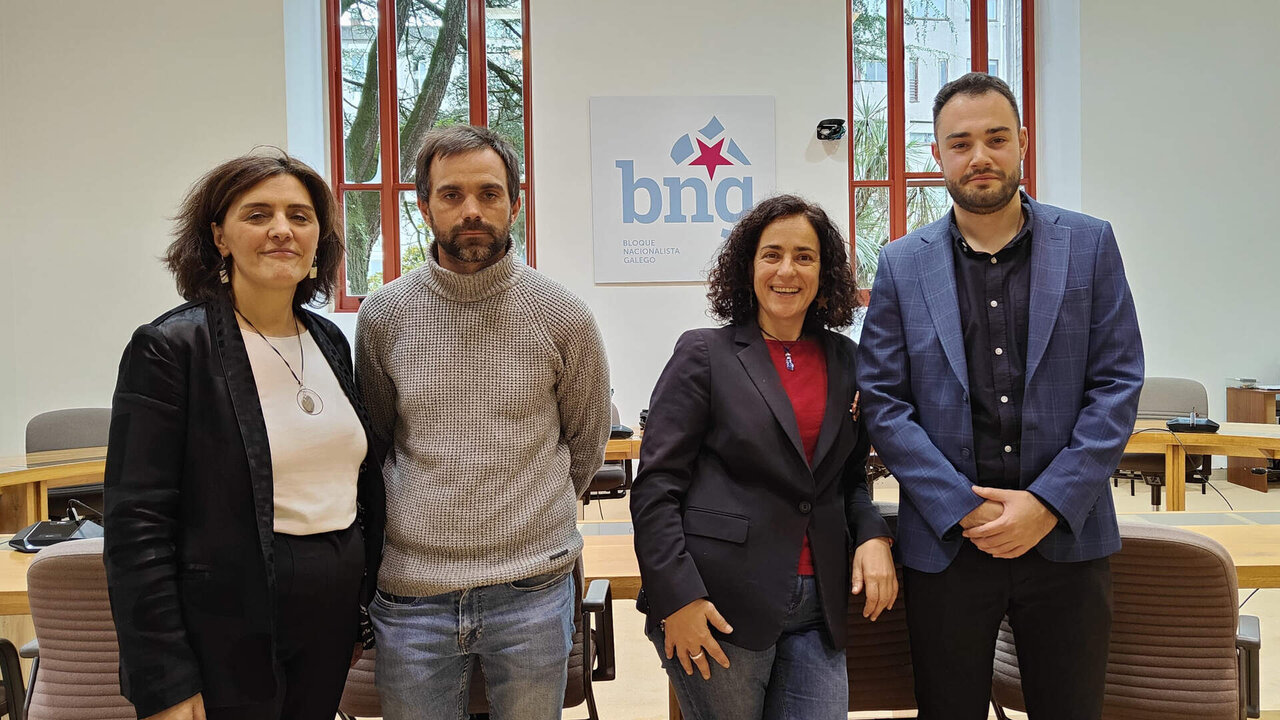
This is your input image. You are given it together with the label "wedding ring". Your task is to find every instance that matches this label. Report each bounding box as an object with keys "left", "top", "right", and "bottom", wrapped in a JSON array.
[{"left": 689, "top": 651, "right": 704, "bottom": 660}]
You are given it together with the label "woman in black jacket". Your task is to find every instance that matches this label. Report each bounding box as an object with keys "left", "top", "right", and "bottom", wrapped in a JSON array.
[
  {"left": 630, "top": 195, "right": 896, "bottom": 720},
  {"left": 104, "top": 152, "right": 384, "bottom": 720}
]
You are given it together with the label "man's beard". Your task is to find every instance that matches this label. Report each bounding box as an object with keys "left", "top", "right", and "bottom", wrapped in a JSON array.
[
  {"left": 434, "top": 219, "right": 512, "bottom": 265},
  {"left": 946, "top": 166, "right": 1022, "bottom": 215}
]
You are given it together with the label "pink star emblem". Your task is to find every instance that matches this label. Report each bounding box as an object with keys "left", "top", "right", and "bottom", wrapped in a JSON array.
[{"left": 689, "top": 138, "right": 733, "bottom": 180}]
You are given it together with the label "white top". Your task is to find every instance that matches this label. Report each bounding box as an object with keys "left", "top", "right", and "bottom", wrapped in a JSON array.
[{"left": 241, "top": 327, "right": 366, "bottom": 535}]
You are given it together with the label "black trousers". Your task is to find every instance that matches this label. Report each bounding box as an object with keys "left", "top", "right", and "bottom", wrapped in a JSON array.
[
  {"left": 206, "top": 523, "right": 365, "bottom": 720},
  {"left": 904, "top": 541, "right": 1112, "bottom": 720}
]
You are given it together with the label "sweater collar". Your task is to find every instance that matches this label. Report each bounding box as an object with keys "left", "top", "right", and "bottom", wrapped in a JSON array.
[{"left": 421, "top": 241, "right": 522, "bottom": 302}]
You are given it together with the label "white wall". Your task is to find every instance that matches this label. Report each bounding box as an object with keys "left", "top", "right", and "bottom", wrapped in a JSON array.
[
  {"left": 531, "top": 0, "right": 852, "bottom": 426},
  {"left": 0, "top": 0, "right": 289, "bottom": 455},
  {"left": 1078, "top": 0, "right": 1280, "bottom": 417}
]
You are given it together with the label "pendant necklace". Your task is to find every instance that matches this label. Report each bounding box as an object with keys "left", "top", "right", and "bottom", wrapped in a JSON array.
[
  {"left": 236, "top": 309, "right": 324, "bottom": 416},
  {"left": 761, "top": 328, "right": 800, "bottom": 371}
]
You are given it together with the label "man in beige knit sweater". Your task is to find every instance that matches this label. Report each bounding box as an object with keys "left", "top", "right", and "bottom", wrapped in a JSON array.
[{"left": 355, "top": 125, "right": 611, "bottom": 720}]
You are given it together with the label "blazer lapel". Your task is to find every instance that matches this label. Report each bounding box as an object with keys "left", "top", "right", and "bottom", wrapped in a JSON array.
[
  {"left": 917, "top": 224, "right": 970, "bottom": 393},
  {"left": 1024, "top": 203, "right": 1069, "bottom": 386},
  {"left": 809, "top": 330, "right": 850, "bottom": 472},
  {"left": 735, "top": 322, "right": 806, "bottom": 462},
  {"left": 209, "top": 292, "right": 276, "bottom": 559}
]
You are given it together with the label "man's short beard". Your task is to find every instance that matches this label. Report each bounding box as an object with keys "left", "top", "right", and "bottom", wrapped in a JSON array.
[
  {"left": 434, "top": 222, "right": 512, "bottom": 265},
  {"left": 946, "top": 168, "right": 1022, "bottom": 215}
]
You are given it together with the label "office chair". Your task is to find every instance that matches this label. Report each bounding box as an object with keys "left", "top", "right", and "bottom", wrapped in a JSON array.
[
  {"left": 25, "top": 408, "right": 111, "bottom": 519},
  {"left": 991, "top": 522, "right": 1262, "bottom": 720},
  {"left": 1112, "top": 378, "right": 1212, "bottom": 510},
  {"left": 0, "top": 639, "right": 23, "bottom": 720},
  {"left": 845, "top": 502, "right": 917, "bottom": 717},
  {"left": 338, "top": 558, "right": 616, "bottom": 720},
  {"left": 23, "top": 537, "right": 136, "bottom": 719},
  {"left": 584, "top": 403, "right": 633, "bottom": 505}
]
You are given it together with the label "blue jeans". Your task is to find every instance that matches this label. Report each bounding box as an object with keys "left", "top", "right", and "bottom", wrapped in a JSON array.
[
  {"left": 369, "top": 570, "right": 574, "bottom": 720},
  {"left": 648, "top": 575, "right": 848, "bottom": 720}
]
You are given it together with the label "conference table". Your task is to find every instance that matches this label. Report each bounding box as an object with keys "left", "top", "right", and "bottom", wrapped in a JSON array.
[
  {"left": 0, "top": 447, "right": 107, "bottom": 533},
  {"left": 0, "top": 436, "right": 644, "bottom": 534},
  {"left": 581, "top": 511, "right": 1280, "bottom": 599},
  {"left": 1126, "top": 420, "right": 1280, "bottom": 511}
]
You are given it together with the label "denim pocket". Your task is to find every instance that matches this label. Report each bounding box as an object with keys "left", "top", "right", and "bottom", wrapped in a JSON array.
[
  {"left": 509, "top": 570, "right": 568, "bottom": 592},
  {"left": 374, "top": 588, "right": 426, "bottom": 608}
]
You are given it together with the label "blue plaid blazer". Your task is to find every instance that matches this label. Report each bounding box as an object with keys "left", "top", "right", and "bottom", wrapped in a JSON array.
[{"left": 856, "top": 196, "right": 1144, "bottom": 572}]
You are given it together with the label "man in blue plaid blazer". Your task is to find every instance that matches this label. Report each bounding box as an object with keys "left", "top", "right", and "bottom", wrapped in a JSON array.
[{"left": 857, "top": 74, "right": 1143, "bottom": 720}]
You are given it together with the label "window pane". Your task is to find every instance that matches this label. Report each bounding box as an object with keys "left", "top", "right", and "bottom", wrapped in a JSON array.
[
  {"left": 852, "top": 0, "right": 888, "bottom": 181},
  {"left": 906, "top": 184, "right": 951, "bottom": 233},
  {"left": 344, "top": 191, "right": 384, "bottom": 296},
  {"left": 341, "top": 1, "right": 381, "bottom": 184},
  {"left": 903, "top": 0, "right": 970, "bottom": 172},
  {"left": 487, "top": 0, "right": 526, "bottom": 181},
  {"left": 399, "top": 190, "right": 432, "bottom": 276},
  {"left": 853, "top": 186, "right": 890, "bottom": 285},
  {"left": 396, "top": 0, "right": 470, "bottom": 185},
  {"left": 510, "top": 188, "right": 527, "bottom": 262},
  {"left": 991, "top": 0, "right": 1024, "bottom": 117}
]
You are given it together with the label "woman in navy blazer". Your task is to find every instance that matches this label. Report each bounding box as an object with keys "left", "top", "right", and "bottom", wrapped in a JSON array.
[{"left": 631, "top": 195, "right": 896, "bottom": 720}]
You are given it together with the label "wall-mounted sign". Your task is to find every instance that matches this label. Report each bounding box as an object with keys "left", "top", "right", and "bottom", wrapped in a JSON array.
[{"left": 590, "top": 96, "right": 776, "bottom": 283}]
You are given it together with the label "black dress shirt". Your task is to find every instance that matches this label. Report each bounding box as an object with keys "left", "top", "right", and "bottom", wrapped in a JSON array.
[{"left": 951, "top": 201, "right": 1032, "bottom": 489}]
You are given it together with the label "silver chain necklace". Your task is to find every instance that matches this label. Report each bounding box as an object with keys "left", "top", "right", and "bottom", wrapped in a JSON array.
[{"left": 236, "top": 309, "right": 324, "bottom": 416}]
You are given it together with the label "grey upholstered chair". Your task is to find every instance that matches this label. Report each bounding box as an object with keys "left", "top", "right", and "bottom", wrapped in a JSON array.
[
  {"left": 25, "top": 408, "right": 111, "bottom": 520},
  {"left": 338, "top": 558, "right": 616, "bottom": 720},
  {"left": 1114, "top": 377, "right": 1213, "bottom": 509},
  {"left": 24, "top": 537, "right": 136, "bottom": 720},
  {"left": 991, "top": 522, "right": 1262, "bottom": 720}
]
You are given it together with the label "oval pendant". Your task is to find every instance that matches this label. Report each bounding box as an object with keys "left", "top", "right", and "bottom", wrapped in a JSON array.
[{"left": 297, "top": 387, "right": 324, "bottom": 415}]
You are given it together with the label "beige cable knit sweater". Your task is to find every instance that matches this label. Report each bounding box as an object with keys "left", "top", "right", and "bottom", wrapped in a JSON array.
[{"left": 355, "top": 246, "right": 611, "bottom": 597}]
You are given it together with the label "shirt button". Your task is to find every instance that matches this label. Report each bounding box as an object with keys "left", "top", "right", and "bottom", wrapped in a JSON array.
[
  {"left": 995, "top": 347, "right": 1004, "bottom": 356},
  {"left": 961, "top": 448, "right": 971, "bottom": 458},
  {"left": 1004, "top": 445, "right": 1013, "bottom": 453},
  {"left": 990, "top": 300, "right": 998, "bottom": 308},
  {"left": 1000, "top": 395, "right": 1009, "bottom": 403},
  {"left": 990, "top": 257, "right": 998, "bottom": 264},
  {"left": 799, "top": 501, "right": 813, "bottom": 513}
]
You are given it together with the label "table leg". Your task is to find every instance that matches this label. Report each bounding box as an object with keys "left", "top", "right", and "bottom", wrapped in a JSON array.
[{"left": 1166, "top": 445, "right": 1187, "bottom": 511}]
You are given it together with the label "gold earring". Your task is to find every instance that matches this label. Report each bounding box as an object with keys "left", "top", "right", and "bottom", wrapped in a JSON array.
[
  {"left": 219, "top": 257, "right": 231, "bottom": 284},
  {"left": 309, "top": 259, "right": 318, "bottom": 279}
]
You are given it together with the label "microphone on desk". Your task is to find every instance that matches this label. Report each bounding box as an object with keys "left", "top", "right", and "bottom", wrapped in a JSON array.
[{"left": 1166, "top": 407, "right": 1220, "bottom": 433}]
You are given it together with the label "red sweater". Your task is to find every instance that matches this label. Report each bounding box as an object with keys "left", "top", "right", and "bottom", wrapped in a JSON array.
[{"left": 764, "top": 338, "right": 826, "bottom": 575}]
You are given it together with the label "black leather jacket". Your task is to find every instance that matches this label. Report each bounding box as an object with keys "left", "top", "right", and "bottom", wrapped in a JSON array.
[{"left": 103, "top": 292, "right": 385, "bottom": 717}]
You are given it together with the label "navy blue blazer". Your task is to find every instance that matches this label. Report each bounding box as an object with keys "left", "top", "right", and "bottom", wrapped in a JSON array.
[
  {"left": 631, "top": 322, "right": 891, "bottom": 650},
  {"left": 856, "top": 195, "right": 1144, "bottom": 573}
]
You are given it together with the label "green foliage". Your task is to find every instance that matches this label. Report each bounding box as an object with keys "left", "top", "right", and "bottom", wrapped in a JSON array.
[{"left": 339, "top": 0, "right": 527, "bottom": 297}]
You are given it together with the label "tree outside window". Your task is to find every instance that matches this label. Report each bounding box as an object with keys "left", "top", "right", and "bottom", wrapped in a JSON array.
[{"left": 329, "top": 0, "right": 532, "bottom": 310}]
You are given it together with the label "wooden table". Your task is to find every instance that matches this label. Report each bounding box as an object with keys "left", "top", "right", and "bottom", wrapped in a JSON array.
[
  {"left": 1226, "top": 386, "right": 1280, "bottom": 491},
  {"left": 604, "top": 436, "right": 641, "bottom": 462},
  {"left": 1126, "top": 420, "right": 1280, "bottom": 510},
  {"left": 581, "top": 513, "right": 1280, "bottom": 599},
  {"left": 0, "top": 447, "right": 106, "bottom": 533}
]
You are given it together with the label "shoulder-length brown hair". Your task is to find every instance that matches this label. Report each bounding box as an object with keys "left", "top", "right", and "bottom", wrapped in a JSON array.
[
  {"left": 706, "top": 194, "right": 860, "bottom": 330},
  {"left": 164, "top": 151, "right": 343, "bottom": 307}
]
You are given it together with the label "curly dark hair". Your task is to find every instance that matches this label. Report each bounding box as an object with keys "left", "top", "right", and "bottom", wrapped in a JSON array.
[
  {"left": 706, "top": 194, "right": 860, "bottom": 330},
  {"left": 164, "top": 150, "right": 343, "bottom": 307}
]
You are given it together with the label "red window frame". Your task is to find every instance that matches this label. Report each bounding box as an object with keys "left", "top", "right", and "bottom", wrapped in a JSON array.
[
  {"left": 326, "top": 0, "right": 536, "bottom": 312},
  {"left": 847, "top": 0, "right": 1036, "bottom": 250}
]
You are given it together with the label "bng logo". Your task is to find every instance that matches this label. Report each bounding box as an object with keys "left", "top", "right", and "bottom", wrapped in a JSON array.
[{"left": 615, "top": 115, "right": 755, "bottom": 227}]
